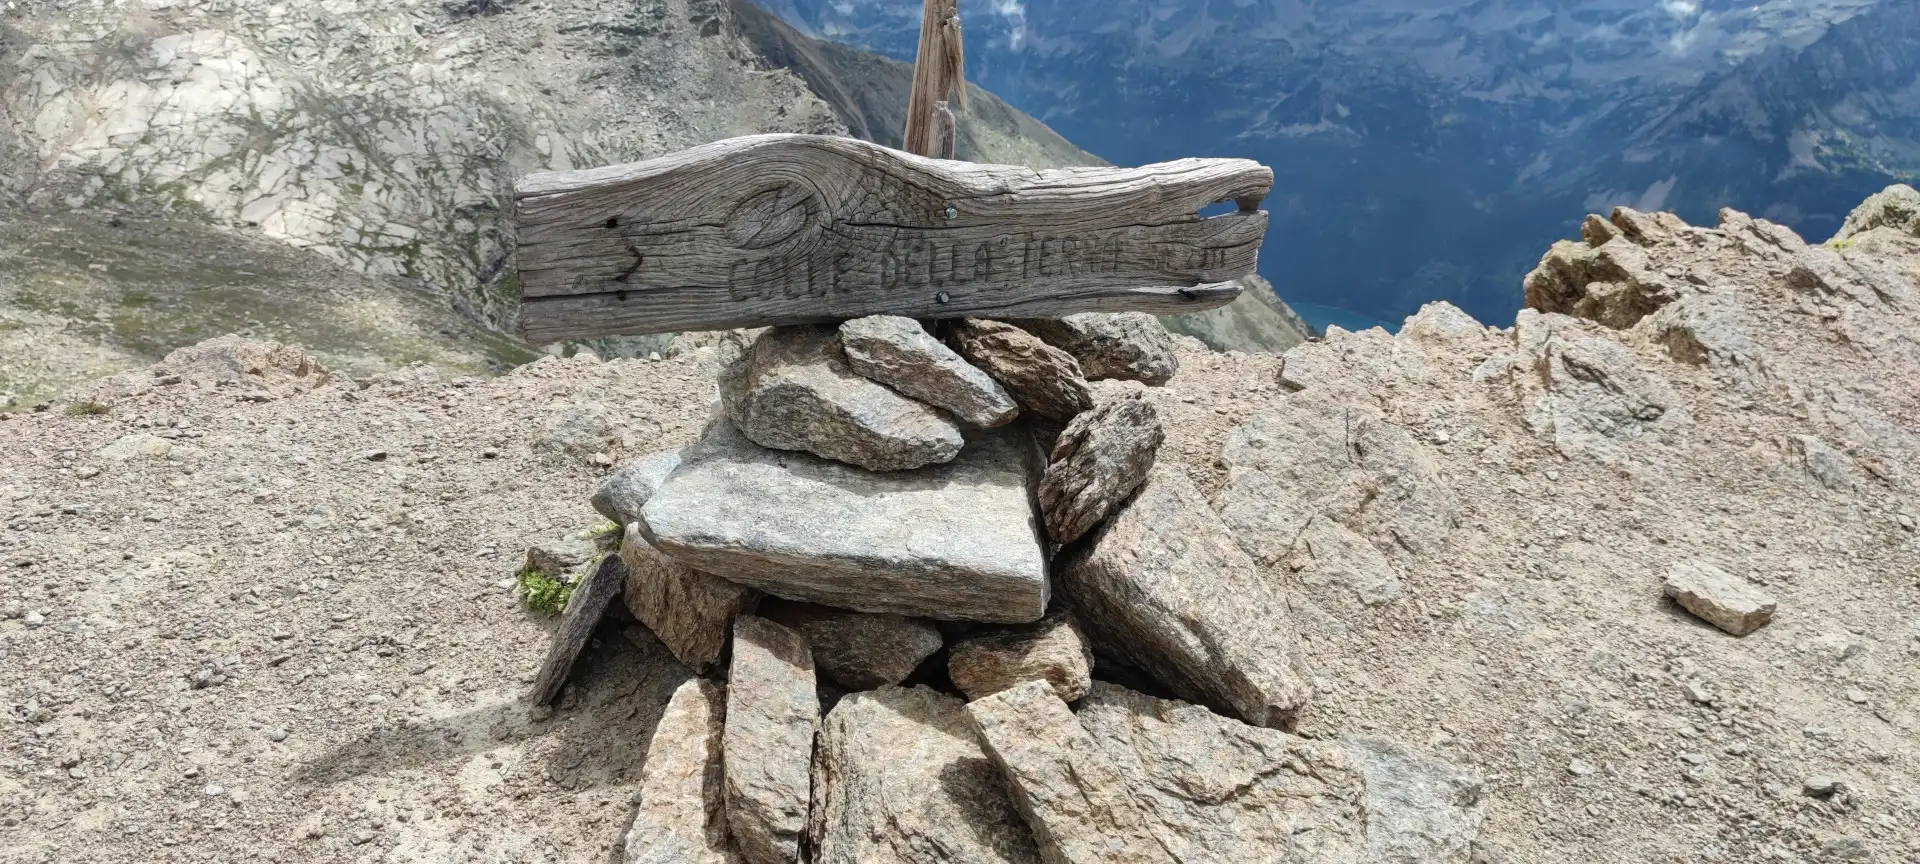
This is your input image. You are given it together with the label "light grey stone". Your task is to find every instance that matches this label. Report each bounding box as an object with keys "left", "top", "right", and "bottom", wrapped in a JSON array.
[
  {"left": 640, "top": 421, "right": 1048, "bottom": 623},
  {"left": 951, "top": 319, "right": 1093, "bottom": 422},
  {"left": 760, "top": 601, "right": 943, "bottom": 690},
  {"left": 965, "top": 681, "right": 1176, "bottom": 864},
  {"left": 523, "top": 537, "right": 596, "bottom": 582},
  {"left": 1340, "top": 737, "right": 1489, "bottom": 864},
  {"left": 723, "top": 616, "right": 817, "bottom": 864},
  {"left": 1663, "top": 559, "right": 1777, "bottom": 636},
  {"left": 620, "top": 524, "right": 759, "bottom": 674},
  {"left": 840, "top": 315, "right": 1019, "bottom": 428},
  {"left": 1060, "top": 465, "right": 1311, "bottom": 727},
  {"left": 730, "top": 325, "right": 964, "bottom": 471},
  {"left": 1006, "top": 313, "right": 1179, "bottom": 385},
  {"left": 1832, "top": 183, "right": 1920, "bottom": 242},
  {"left": 948, "top": 613, "right": 1093, "bottom": 703},
  {"left": 624, "top": 679, "right": 741, "bottom": 864},
  {"left": 593, "top": 450, "right": 682, "bottom": 527},
  {"left": 811, "top": 686, "right": 1041, "bottom": 864},
  {"left": 1036, "top": 389, "right": 1163, "bottom": 544}
]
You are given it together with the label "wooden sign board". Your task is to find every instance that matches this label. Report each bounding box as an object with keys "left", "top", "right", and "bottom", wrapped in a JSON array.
[{"left": 513, "top": 134, "right": 1271, "bottom": 342}]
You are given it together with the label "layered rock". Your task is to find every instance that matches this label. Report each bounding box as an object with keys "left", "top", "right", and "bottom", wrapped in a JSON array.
[
  {"left": 840, "top": 315, "right": 1019, "bottom": 428},
  {"left": 811, "top": 686, "right": 1042, "bottom": 864},
  {"left": 730, "top": 325, "right": 964, "bottom": 471},
  {"left": 950, "top": 319, "right": 1094, "bottom": 422},
  {"left": 759, "top": 601, "right": 944, "bottom": 690},
  {"left": 1035, "top": 390, "right": 1163, "bottom": 545},
  {"left": 1005, "top": 313, "right": 1179, "bottom": 385},
  {"left": 948, "top": 613, "right": 1094, "bottom": 703},
  {"left": 640, "top": 421, "right": 1048, "bottom": 623},
  {"left": 965, "top": 681, "right": 1176, "bottom": 864},
  {"left": 1059, "top": 466, "right": 1311, "bottom": 727},
  {"left": 723, "top": 617, "right": 818, "bottom": 864},
  {"left": 624, "top": 679, "right": 740, "bottom": 864},
  {"left": 621, "top": 524, "right": 759, "bottom": 675}
]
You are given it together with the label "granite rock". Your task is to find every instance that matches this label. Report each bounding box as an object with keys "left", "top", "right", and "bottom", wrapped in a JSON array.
[
  {"left": 620, "top": 524, "right": 759, "bottom": 674},
  {"left": 1060, "top": 466, "right": 1311, "bottom": 727},
  {"left": 1663, "top": 559, "right": 1777, "bottom": 636},
  {"left": 759, "top": 601, "right": 943, "bottom": 690},
  {"left": 948, "top": 613, "right": 1094, "bottom": 703},
  {"left": 731, "top": 325, "right": 964, "bottom": 471},
  {"left": 811, "top": 686, "right": 1042, "bottom": 864},
  {"left": 640, "top": 421, "right": 1048, "bottom": 623},
  {"left": 1036, "top": 390, "right": 1163, "bottom": 544},
  {"left": 623, "top": 679, "right": 741, "bottom": 864},
  {"left": 840, "top": 315, "right": 1019, "bottom": 428},
  {"left": 1006, "top": 313, "right": 1178, "bottom": 385},
  {"left": 723, "top": 616, "right": 818, "bottom": 864},
  {"left": 593, "top": 450, "right": 683, "bottom": 527},
  {"left": 951, "top": 319, "right": 1094, "bottom": 422}
]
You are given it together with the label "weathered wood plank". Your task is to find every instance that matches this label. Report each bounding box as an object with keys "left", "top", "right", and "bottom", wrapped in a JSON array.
[
  {"left": 527, "top": 553, "right": 626, "bottom": 706},
  {"left": 514, "top": 134, "right": 1269, "bottom": 341}
]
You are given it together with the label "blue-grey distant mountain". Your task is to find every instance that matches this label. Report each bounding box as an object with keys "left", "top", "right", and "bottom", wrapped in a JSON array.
[{"left": 760, "top": 0, "right": 1920, "bottom": 326}]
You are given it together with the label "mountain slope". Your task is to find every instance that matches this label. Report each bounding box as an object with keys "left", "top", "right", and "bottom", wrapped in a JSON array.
[{"left": 765, "top": 0, "right": 1920, "bottom": 326}]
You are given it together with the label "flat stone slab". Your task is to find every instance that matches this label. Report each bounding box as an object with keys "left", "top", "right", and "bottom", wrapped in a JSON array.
[
  {"left": 1664, "top": 559, "right": 1776, "bottom": 636},
  {"left": 640, "top": 421, "right": 1049, "bottom": 623}
]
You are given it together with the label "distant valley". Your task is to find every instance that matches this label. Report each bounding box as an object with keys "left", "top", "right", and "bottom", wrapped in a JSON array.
[{"left": 764, "top": 0, "right": 1920, "bottom": 327}]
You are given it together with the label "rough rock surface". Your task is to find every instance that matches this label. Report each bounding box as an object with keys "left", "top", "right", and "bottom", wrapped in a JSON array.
[
  {"left": 1006, "top": 313, "right": 1179, "bottom": 385},
  {"left": 528, "top": 552, "right": 626, "bottom": 705},
  {"left": 722, "top": 616, "right": 818, "bottom": 864},
  {"left": 729, "top": 325, "right": 964, "bottom": 471},
  {"left": 641, "top": 420, "right": 1048, "bottom": 623},
  {"left": 1036, "top": 389, "right": 1164, "bottom": 545},
  {"left": 1213, "top": 387, "right": 1454, "bottom": 610},
  {"left": 948, "top": 613, "right": 1094, "bottom": 703},
  {"left": 811, "top": 687, "right": 1042, "bottom": 864},
  {"left": 593, "top": 450, "right": 683, "bottom": 527},
  {"left": 1832, "top": 183, "right": 1920, "bottom": 242},
  {"left": 950, "top": 318, "right": 1095, "bottom": 422},
  {"left": 1340, "top": 737, "right": 1489, "bottom": 864},
  {"left": 965, "top": 680, "right": 1176, "bottom": 864},
  {"left": 1663, "top": 559, "right": 1778, "bottom": 636},
  {"left": 625, "top": 679, "right": 741, "bottom": 864},
  {"left": 839, "top": 315, "right": 1019, "bottom": 428},
  {"left": 621, "top": 524, "right": 759, "bottom": 674},
  {"left": 1060, "top": 466, "right": 1312, "bottom": 727},
  {"left": 758, "top": 601, "right": 943, "bottom": 690}
]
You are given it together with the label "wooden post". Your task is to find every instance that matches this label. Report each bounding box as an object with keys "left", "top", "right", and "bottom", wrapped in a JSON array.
[{"left": 904, "top": 0, "right": 964, "bottom": 158}]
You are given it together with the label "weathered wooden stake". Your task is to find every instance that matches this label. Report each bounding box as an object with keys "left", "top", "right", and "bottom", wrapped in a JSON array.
[{"left": 904, "top": 0, "right": 964, "bottom": 158}]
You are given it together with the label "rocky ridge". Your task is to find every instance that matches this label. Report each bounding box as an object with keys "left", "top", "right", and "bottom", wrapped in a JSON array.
[{"left": 1, "top": 191, "right": 1917, "bottom": 862}]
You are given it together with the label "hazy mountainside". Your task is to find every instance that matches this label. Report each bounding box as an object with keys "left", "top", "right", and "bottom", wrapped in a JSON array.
[
  {"left": 765, "top": 0, "right": 1920, "bottom": 326},
  {"left": 0, "top": 0, "right": 1307, "bottom": 406}
]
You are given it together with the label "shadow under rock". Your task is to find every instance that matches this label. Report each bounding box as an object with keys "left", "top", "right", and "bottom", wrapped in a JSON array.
[{"left": 291, "top": 620, "right": 691, "bottom": 795}]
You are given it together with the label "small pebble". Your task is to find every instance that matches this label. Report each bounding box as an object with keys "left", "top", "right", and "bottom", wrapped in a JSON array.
[
  {"left": 1845, "top": 688, "right": 1868, "bottom": 704},
  {"left": 76, "top": 466, "right": 100, "bottom": 479},
  {"left": 1566, "top": 759, "right": 1596, "bottom": 777},
  {"left": 23, "top": 611, "right": 45, "bottom": 628},
  {"left": 1803, "top": 776, "right": 1839, "bottom": 798},
  {"left": 203, "top": 783, "right": 226, "bottom": 797},
  {"left": 269, "top": 729, "right": 288, "bottom": 742}
]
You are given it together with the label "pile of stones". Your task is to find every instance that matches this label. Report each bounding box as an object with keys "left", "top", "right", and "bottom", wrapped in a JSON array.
[{"left": 528, "top": 312, "right": 1487, "bottom": 863}]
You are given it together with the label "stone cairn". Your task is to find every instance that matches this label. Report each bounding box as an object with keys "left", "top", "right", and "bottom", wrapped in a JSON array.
[{"left": 526, "top": 313, "right": 1485, "bottom": 864}]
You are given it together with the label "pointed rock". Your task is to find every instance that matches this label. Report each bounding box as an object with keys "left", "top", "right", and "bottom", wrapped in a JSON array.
[
  {"left": 620, "top": 524, "right": 759, "bottom": 674},
  {"left": 731, "top": 325, "right": 963, "bottom": 471},
  {"left": 1005, "top": 313, "right": 1178, "bottom": 385},
  {"left": 759, "top": 600, "right": 943, "bottom": 690},
  {"left": 640, "top": 421, "right": 1049, "bottom": 623},
  {"left": 966, "top": 681, "right": 1177, "bottom": 864},
  {"left": 1036, "top": 389, "right": 1163, "bottom": 545},
  {"left": 840, "top": 315, "right": 1019, "bottom": 428},
  {"left": 623, "top": 679, "right": 740, "bottom": 864},
  {"left": 1060, "top": 465, "right": 1311, "bottom": 727},
  {"left": 948, "top": 612, "right": 1094, "bottom": 703},
  {"left": 950, "top": 319, "right": 1093, "bottom": 422},
  {"left": 812, "top": 686, "right": 1041, "bottom": 864},
  {"left": 723, "top": 616, "right": 818, "bottom": 864}
]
